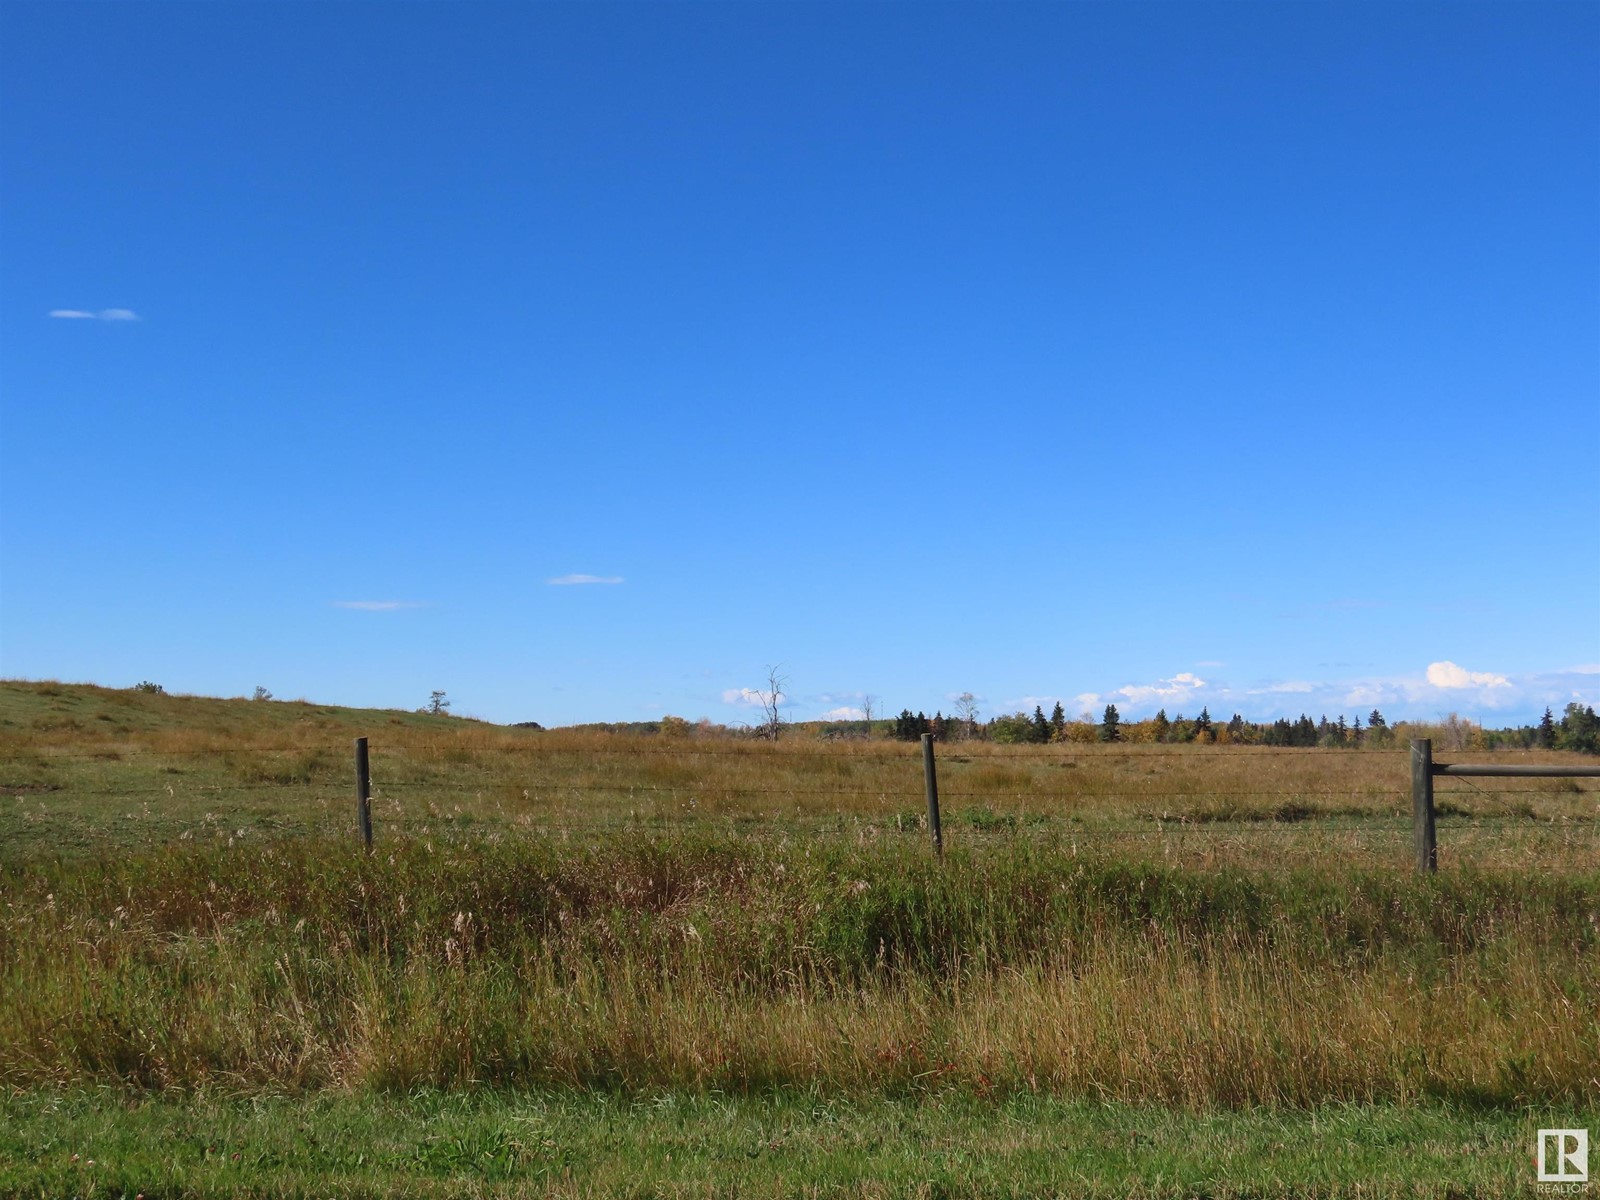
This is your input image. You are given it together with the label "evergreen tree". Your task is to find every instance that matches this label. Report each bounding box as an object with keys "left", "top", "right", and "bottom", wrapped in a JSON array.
[
  {"left": 1366, "top": 709, "right": 1391, "bottom": 747},
  {"left": 1194, "top": 707, "right": 1213, "bottom": 741},
  {"left": 1100, "top": 704, "right": 1122, "bottom": 742},
  {"left": 893, "top": 709, "right": 928, "bottom": 741},
  {"left": 1351, "top": 714, "right": 1364, "bottom": 747},
  {"left": 1152, "top": 709, "right": 1171, "bottom": 742},
  {"left": 1227, "top": 712, "right": 1246, "bottom": 742},
  {"left": 1537, "top": 706, "right": 1557, "bottom": 749},
  {"left": 1031, "top": 705, "right": 1051, "bottom": 744},
  {"left": 1050, "top": 701, "right": 1066, "bottom": 740}
]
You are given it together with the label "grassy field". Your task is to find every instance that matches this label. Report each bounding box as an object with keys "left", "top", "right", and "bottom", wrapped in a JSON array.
[
  {"left": 1, "top": 680, "right": 1597, "bottom": 1197},
  {"left": 3, "top": 680, "right": 1594, "bottom": 868}
]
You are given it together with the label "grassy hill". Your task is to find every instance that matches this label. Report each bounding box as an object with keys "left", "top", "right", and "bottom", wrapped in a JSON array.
[{"left": 0, "top": 676, "right": 481, "bottom": 741}]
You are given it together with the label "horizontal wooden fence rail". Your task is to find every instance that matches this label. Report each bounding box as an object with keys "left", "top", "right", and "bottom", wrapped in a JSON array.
[{"left": 1411, "top": 738, "right": 1600, "bottom": 873}]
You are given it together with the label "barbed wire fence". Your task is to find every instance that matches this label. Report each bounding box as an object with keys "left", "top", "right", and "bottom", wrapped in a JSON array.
[{"left": 8, "top": 733, "right": 1597, "bottom": 870}]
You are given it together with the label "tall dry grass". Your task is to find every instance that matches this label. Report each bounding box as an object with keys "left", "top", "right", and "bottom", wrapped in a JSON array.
[{"left": 2, "top": 836, "right": 1595, "bottom": 1106}]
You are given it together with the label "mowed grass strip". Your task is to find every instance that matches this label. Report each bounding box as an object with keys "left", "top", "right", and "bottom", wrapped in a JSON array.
[{"left": 0, "top": 1089, "right": 1564, "bottom": 1199}]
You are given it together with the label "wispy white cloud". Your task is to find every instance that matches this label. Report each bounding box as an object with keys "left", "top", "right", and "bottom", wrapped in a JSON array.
[
  {"left": 546, "top": 574, "right": 623, "bottom": 586},
  {"left": 333, "top": 600, "right": 429, "bottom": 611},
  {"left": 1077, "top": 658, "right": 1595, "bottom": 723},
  {"left": 1195, "top": 660, "right": 1226, "bottom": 668},
  {"left": 723, "top": 686, "right": 785, "bottom": 709},
  {"left": 1248, "top": 681, "right": 1315, "bottom": 695},
  {"left": 1005, "top": 695, "right": 1065, "bottom": 713},
  {"left": 50, "top": 308, "right": 140, "bottom": 321}
]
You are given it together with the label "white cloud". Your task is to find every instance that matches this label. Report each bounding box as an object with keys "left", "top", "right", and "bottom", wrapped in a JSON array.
[
  {"left": 1248, "top": 681, "right": 1315, "bottom": 695},
  {"left": 1110, "top": 672, "right": 1208, "bottom": 707},
  {"left": 546, "top": 574, "right": 623, "bottom": 586},
  {"left": 1195, "top": 660, "right": 1227, "bottom": 668},
  {"left": 1006, "top": 695, "right": 1064, "bottom": 713},
  {"left": 820, "top": 706, "right": 865, "bottom": 721},
  {"left": 1249, "top": 660, "right": 1590, "bottom": 721},
  {"left": 50, "top": 308, "right": 140, "bottom": 321},
  {"left": 1343, "top": 684, "right": 1392, "bottom": 708},
  {"left": 333, "top": 600, "right": 428, "bottom": 611},
  {"left": 723, "top": 687, "right": 785, "bottom": 709},
  {"left": 1425, "top": 661, "right": 1511, "bottom": 690}
]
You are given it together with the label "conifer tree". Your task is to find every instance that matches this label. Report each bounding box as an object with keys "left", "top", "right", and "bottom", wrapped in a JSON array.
[
  {"left": 1367, "top": 709, "right": 1391, "bottom": 747},
  {"left": 1100, "top": 704, "right": 1122, "bottom": 742},
  {"left": 893, "top": 709, "right": 920, "bottom": 741},
  {"left": 1031, "top": 706, "right": 1050, "bottom": 743},
  {"left": 1050, "top": 701, "right": 1066, "bottom": 740},
  {"left": 1537, "top": 706, "right": 1557, "bottom": 749}
]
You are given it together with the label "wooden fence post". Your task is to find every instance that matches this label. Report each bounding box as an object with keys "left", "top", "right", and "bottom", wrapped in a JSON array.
[
  {"left": 355, "top": 736, "right": 373, "bottom": 851},
  {"left": 1410, "top": 737, "right": 1435, "bottom": 874},
  {"left": 921, "top": 732, "right": 942, "bottom": 858}
]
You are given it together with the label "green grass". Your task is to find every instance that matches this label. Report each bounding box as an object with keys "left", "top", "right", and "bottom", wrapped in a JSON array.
[{"left": 0, "top": 1089, "right": 1575, "bottom": 1198}]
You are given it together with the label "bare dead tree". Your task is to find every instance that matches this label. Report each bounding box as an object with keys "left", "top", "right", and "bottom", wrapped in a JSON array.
[
  {"left": 758, "top": 665, "right": 787, "bottom": 740},
  {"left": 861, "top": 695, "right": 876, "bottom": 739},
  {"left": 954, "top": 692, "right": 979, "bottom": 740}
]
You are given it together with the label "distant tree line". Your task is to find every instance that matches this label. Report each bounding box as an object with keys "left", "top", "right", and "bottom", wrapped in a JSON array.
[
  {"left": 870, "top": 700, "right": 1599, "bottom": 754},
  {"left": 569, "top": 701, "right": 1600, "bottom": 755}
]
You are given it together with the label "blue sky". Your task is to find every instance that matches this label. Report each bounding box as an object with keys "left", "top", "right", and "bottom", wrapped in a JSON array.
[{"left": 2, "top": 0, "right": 1596, "bottom": 728}]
